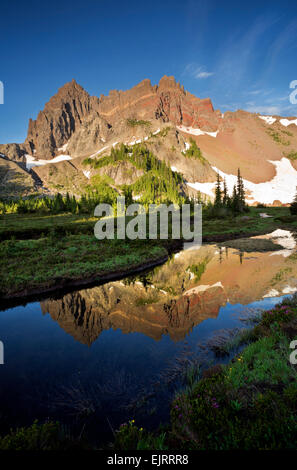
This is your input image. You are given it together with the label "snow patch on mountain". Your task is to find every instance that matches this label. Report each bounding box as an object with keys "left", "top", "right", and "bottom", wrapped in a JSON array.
[
  {"left": 177, "top": 125, "right": 218, "bottom": 138},
  {"left": 57, "top": 142, "right": 69, "bottom": 152},
  {"left": 186, "top": 181, "right": 216, "bottom": 198},
  {"left": 186, "top": 157, "right": 297, "bottom": 204},
  {"left": 90, "top": 146, "right": 110, "bottom": 158},
  {"left": 25, "top": 154, "right": 72, "bottom": 170},
  {"left": 83, "top": 170, "right": 91, "bottom": 179},
  {"left": 185, "top": 142, "right": 190, "bottom": 151},
  {"left": 279, "top": 118, "right": 297, "bottom": 127},
  {"left": 258, "top": 116, "right": 277, "bottom": 125}
]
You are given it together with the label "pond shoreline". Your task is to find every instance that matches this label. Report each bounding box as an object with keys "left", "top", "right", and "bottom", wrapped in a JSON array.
[
  {"left": 0, "top": 226, "right": 292, "bottom": 307},
  {"left": 0, "top": 253, "right": 171, "bottom": 308}
]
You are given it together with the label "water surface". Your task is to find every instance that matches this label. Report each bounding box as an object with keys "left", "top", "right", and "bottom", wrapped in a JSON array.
[{"left": 0, "top": 232, "right": 296, "bottom": 442}]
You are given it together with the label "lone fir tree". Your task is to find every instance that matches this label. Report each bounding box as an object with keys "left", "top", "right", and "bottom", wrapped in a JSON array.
[
  {"left": 222, "top": 177, "right": 229, "bottom": 206},
  {"left": 290, "top": 187, "right": 297, "bottom": 215},
  {"left": 214, "top": 173, "right": 222, "bottom": 206},
  {"left": 237, "top": 168, "right": 245, "bottom": 210}
]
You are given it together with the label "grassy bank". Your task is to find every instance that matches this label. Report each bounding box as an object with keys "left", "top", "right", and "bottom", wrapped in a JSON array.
[
  {"left": 0, "top": 235, "right": 169, "bottom": 299},
  {"left": 113, "top": 294, "right": 297, "bottom": 450},
  {"left": 0, "top": 206, "right": 294, "bottom": 242},
  {"left": 0, "top": 206, "right": 296, "bottom": 300}
]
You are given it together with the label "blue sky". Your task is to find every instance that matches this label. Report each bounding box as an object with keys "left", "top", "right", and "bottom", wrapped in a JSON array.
[{"left": 1, "top": 0, "right": 297, "bottom": 143}]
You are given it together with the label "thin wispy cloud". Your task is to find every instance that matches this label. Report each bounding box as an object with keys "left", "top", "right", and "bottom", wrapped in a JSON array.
[
  {"left": 246, "top": 101, "right": 297, "bottom": 116},
  {"left": 247, "top": 90, "right": 262, "bottom": 96},
  {"left": 261, "top": 19, "right": 297, "bottom": 79},
  {"left": 184, "top": 63, "right": 214, "bottom": 79},
  {"left": 195, "top": 13, "right": 297, "bottom": 117},
  {"left": 181, "top": 11, "right": 297, "bottom": 117},
  {"left": 245, "top": 105, "right": 281, "bottom": 115},
  {"left": 245, "top": 88, "right": 295, "bottom": 116},
  {"left": 195, "top": 68, "right": 214, "bottom": 79},
  {"left": 214, "top": 14, "right": 279, "bottom": 90}
]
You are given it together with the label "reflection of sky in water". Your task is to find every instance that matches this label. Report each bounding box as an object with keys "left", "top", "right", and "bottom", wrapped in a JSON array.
[{"left": 0, "top": 293, "right": 289, "bottom": 443}]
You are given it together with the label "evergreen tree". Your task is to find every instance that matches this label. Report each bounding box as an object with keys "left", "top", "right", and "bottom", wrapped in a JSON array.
[
  {"left": 214, "top": 174, "right": 222, "bottom": 206},
  {"left": 236, "top": 168, "right": 246, "bottom": 211},
  {"left": 222, "top": 178, "right": 228, "bottom": 206},
  {"left": 65, "top": 192, "right": 71, "bottom": 212},
  {"left": 290, "top": 187, "right": 297, "bottom": 215},
  {"left": 231, "top": 184, "right": 239, "bottom": 212}
]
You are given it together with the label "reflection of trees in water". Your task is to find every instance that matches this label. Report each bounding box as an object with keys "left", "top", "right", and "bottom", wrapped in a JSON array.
[{"left": 121, "top": 247, "right": 215, "bottom": 297}]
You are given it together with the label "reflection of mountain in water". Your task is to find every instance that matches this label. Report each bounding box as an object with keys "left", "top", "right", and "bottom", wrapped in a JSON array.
[
  {"left": 41, "top": 281, "right": 226, "bottom": 345},
  {"left": 41, "top": 237, "right": 297, "bottom": 345}
]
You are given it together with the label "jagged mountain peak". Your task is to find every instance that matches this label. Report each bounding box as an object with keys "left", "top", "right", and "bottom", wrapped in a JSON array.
[
  {"left": 1, "top": 75, "right": 297, "bottom": 205},
  {"left": 25, "top": 79, "right": 93, "bottom": 158}
]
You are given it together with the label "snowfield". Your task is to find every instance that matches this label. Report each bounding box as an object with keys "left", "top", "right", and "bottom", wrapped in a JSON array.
[
  {"left": 89, "top": 146, "right": 109, "bottom": 158},
  {"left": 177, "top": 124, "right": 219, "bottom": 138},
  {"left": 25, "top": 154, "right": 72, "bottom": 170},
  {"left": 184, "top": 142, "right": 190, "bottom": 151},
  {"left": 186, "top": 181, "right": 217, "bottom": 198},
  {"left": 279, "top": 118, "right": 297, "bottom": 127},
  {"left": 83, "top": 170, "right": 91, "bottom": 179},
  {"left": 258, "top": 116, "right": 277, "bottom": 125},
  {"left": 57, "top": 142, "right": 69, "bottom": 152},
  {"left": 258, "top": 116, "right": 297, "bottom": 127},
  {"left": 187, "top": 157, "right": 297, "bottom": 204}
]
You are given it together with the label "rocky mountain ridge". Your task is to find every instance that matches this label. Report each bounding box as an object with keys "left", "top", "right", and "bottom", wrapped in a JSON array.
[{"left": 1, "top": 75, "right": 297, "bottom": 204}]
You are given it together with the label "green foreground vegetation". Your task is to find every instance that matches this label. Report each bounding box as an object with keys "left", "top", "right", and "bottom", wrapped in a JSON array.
[
  {"left": 0, "top": 205, "right": 296, "bottom": 299},
  {"left": 1, "top": 294, "right": 296, "bottom": 450},
  {"left": 0, "top": 234, "right": 168, "bottom": 298},
  {"left": 0, "top": 150, "right": 296, "bottom": 299},
  {"left": 113, "top": 294, "right": 297, "bottom": 450}
]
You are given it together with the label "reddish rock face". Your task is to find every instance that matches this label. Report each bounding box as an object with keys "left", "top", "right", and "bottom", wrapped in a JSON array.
[
  {"left": 26, "top": 79, "right": 94, "bottom": 158},
  {"left": 97, "top": 75, "right": 217, "bottom": 130},
  {"left": 2, "top": 74, "right": 297, "bottom": 194},
  {"left": 23, "top": 76, "right": 219, "bottom": 160}
]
